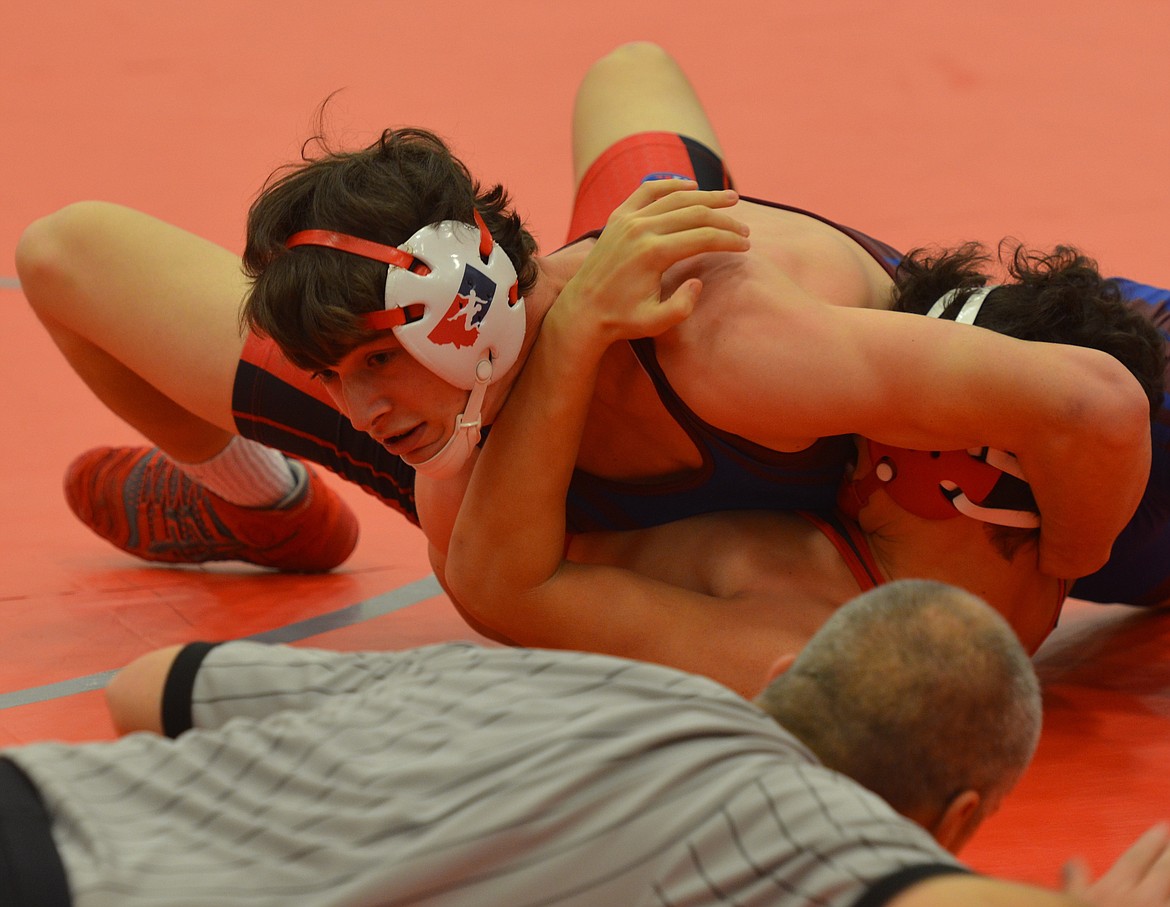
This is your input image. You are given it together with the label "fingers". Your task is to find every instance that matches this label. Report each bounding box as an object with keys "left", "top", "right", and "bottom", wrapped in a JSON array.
[
  {"left": 1119, "top": 824, "right": 1170, "bottom": 889},
  {"left": 601, "top": 181, "right": 749, "bottom": 271},
  {"left": 1071, "top": 824, "right": 1170, "bottom": 907},
  {"left": 611, "top": 176, "right": 702, "bottom": 213},
  {"left": 551, "top": 178, "right": 748, "bottom": 348},
  {"left": 610, "top": 177, "right": 743, "bottom": 226},
  {"left": 1061, "top": 857, "right": 1091, "bottom": 896},
  {"left": 652, "top": 277, "right": 702, "bottom": 332}
]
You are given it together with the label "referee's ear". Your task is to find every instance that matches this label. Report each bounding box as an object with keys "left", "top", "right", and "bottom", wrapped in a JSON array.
[
  {"left": 761, "top": 652, "right": 798, "bottom": 686},
  {"left": 927, "top": 790, "right": 983, "bottom": 855}
]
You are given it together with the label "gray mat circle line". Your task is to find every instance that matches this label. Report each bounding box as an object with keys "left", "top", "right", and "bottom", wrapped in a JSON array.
[{"left": 0, "top": 574, "right": 444, "bottom": 710}]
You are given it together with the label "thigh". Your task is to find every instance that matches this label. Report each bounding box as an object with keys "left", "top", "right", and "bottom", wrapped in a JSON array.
[
  {"left": 26, "top": 202, "right": 248, "bottom": 433},
  {"left": 566, "top": 132, "right": 734, "bottom": 240},
  {"left": 572, "top": 42, "right": 723, "bottom": 187}
]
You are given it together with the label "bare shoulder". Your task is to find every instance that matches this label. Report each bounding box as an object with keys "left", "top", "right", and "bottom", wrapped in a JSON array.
[
  {"left": 689, "top": 198, "right": 894, "bottom": 311},
  {"left": 657, "top": 197, "right": 893, "bottom": 363},
  {"left": 653, "top": 258, "right": 829, "bottom": 451}
]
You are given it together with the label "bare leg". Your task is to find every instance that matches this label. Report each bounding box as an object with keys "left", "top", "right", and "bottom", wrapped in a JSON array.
[
  {"left": 572, "top": 42, "right": 724, "bottom": 187},
  {"left": 17, "top": 202, "right": 359, "bottom": 570},
  {"left": 16, "top": 201, "right": 247, "bottom": 461}
]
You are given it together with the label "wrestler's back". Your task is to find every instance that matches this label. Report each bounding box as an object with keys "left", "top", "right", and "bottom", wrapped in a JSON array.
[{"left": 576, "top": 200, "right": 894, "bottom": 479}]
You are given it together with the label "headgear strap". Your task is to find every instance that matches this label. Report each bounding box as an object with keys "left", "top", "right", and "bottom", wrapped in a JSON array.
[
  {"left": 839, "top": 284, "right": 1039, "bottom": 529},
  {"left": 283, "top": 210, "right": 526, "bottom": 479},
  {"left": 925, "top": 285, "right": 996, "bottom": 324},
  {"left": 839, "top": 443, "right": 1039, "bottom": 529},
  {"left": 285, "top": 230, "right": 417, "bottom": 270}
]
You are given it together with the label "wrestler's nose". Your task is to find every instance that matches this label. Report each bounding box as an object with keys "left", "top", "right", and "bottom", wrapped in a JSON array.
[{"left": 337, "top": 375, "right": 392, "bottom": 435}]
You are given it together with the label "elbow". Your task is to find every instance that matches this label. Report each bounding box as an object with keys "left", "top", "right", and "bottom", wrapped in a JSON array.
[
  {"left": 440, "top": 538, "right": 475, "bottom": 616},
  {"left": 441, "top": 538, "right": 509, "bottom": 629},
  {"left": 1064, "top": 358, "right": 1154, "bottom": 536},
  {"left": 1079, "top": 360, "right": 1153, "bottom": 463},
  {"left": 434, "top": 544, "right": 516, "bottom": 645}
]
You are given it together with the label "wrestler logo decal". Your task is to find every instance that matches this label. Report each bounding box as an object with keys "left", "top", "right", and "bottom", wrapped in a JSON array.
[{"left": 427, "top": 265, "right": 497, "bottom": 349}]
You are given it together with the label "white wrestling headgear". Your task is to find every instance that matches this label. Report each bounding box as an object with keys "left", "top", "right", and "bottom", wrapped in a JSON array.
[
  {"left": 925, "top": 285, "right": 996, "bottom": 324},
  {"left": 286, "top": 210, "right": 526, "bottom": 479}
]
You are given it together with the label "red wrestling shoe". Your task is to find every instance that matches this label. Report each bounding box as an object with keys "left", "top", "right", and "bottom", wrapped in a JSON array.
[{"left": 64, "top": 446, "right": 359, "bottom": 572}]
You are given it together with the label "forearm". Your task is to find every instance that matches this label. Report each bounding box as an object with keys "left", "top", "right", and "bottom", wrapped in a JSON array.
[
  {"left": 446, "top": 307, "right": 607, "bottom": 616},
  {"left": 891, "top": 875, "right": 1091, "bottom": 906},
  {"left": 1012, "top": 348, "right": 1151, "bottom": 578},
  {"left": 137, "top": 641, "right": 423, "bottom": 736},
  {"left": 446, "top": 179, "right": 747, "bottom": 635},
  {"left": 105, "top": 643, "right": 187, "bottom": 735},
  {"left": 701, "top": 308, "right": 1151, "bottom": 579}
]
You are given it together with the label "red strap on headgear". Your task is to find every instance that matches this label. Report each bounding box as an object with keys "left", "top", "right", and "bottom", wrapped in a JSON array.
[
  {"left": 284, "top": 210, "right": 497, "bottom": 331},
  {"left": 840, "top": 440, "right": 1017, "bottom": 522},
  {"left": 285, "top": 230, "right": 416, "bottom": 269},
  {"left": 285, "top": 209, "right": 492, "bottom": 269},
  {"left": 283, "top": 229, "right": 430, "bottom": 332}
]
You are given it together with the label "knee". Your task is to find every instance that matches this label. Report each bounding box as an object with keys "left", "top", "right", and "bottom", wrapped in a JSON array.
[
  {"left": 598, "top": 41, "right": 672, "bottom": 67},
  {"left": 15, "top": 202, "right": 113, "bottom": 318},
  {"left": 584, "top": 41, "right": 673, "bottom": 82}
]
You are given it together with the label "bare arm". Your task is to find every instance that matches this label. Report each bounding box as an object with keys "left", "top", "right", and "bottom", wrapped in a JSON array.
[
  {"left": 892, "top": 824, "right": 1170, "bottom": 907},
  {"left": 675, "top": 299, "right": 1152, "bottom": 579},
  {"left": 105, "top": 644, "right": 186, "bottom": 735},
  {"left": 892, "top": 875, "right": 1090, "bottom": 906},
  {"left": 446, "top": 181, "right": 794, "bottom": 695}
]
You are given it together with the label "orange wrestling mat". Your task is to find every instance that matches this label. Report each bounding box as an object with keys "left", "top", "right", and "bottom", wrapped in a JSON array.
[{"left": 2, "top": 0, "right": 1168, "bottom": 891}]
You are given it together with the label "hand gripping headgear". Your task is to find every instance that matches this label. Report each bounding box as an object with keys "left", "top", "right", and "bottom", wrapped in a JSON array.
[
  {"left": 839, "top": 443, "right": 1040, "bottom": 528},
  {"left": 838, "top": 285, "right": 1039, "bottom": 529},
  {"left": 286, "top": 210, "right": 525, "bottom": 479}
]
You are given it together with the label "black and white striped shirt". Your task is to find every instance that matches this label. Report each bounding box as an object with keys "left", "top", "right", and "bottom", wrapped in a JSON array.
[{"left": 7, "top": 642, "right": 965, "bottom": 906}]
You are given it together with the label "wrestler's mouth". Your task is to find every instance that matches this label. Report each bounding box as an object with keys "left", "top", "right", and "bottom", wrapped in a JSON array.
[{"left": 377, "top": 424, "right": 425, "bottom": 457}]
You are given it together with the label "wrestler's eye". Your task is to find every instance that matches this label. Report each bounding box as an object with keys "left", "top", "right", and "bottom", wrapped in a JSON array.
[{"left": 366, "top": 350, "right": 397, "bottom": 369}]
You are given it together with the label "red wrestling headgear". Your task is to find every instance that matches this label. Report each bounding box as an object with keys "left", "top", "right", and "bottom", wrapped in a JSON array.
[
  {"left": 838, "top": 283, "right": 1038, "bottom": 528},
  {"left": 839, "top": 443, "right": 1039, "bottom": 528}
]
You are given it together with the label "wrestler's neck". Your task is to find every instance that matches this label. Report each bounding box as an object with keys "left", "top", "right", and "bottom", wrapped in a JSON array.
[
  {"left": 860, "top": 505, "right": 1061, "bottom": 653},
  {"left": 471, "top": 242, "right": 596, "bottom": 426},
  {"left": 527, "top": 240, "right": 598, "bottom": 322}
]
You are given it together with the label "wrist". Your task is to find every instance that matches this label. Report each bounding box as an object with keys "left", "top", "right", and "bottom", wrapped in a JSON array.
[{"left": 542, "top": 301, "right": 612, "bottom": 372}]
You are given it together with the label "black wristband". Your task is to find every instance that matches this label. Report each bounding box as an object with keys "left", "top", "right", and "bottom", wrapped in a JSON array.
[{"left": 161, "top": 641, "right": 222, "bottom": 738}]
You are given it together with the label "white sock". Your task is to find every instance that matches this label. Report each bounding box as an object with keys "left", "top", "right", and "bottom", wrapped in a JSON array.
[{"left": 176, "top": 436, "right": 303, "bottom": 509}]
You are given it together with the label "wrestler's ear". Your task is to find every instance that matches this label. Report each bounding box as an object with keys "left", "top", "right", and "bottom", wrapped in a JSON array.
[{"left": 764, "top": 652, "right": 799, "bottom": 684}]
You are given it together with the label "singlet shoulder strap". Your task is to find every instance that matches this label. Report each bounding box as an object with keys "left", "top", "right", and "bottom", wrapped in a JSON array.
[{"left": 799, "top": 511, "right": 884, "bottom": 591}]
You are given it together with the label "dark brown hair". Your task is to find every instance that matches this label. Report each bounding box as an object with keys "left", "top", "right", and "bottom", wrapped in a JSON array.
[
  {"left": 241, "top": 127, "right": 539, "bottom": 370},
  {"left": 892, "top": 241, "right": 1166, "bottom": 558},
  {"left": 894, "top": 240, "right": 1165, "bottom": 415}
]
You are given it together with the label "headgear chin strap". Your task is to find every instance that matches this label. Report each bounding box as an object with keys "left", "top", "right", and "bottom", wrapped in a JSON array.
[
  {"left": 286, "top": 210, "right": 526, "bottom": 479},
  {"left": 403, "top": 360, "right": 493, "bottom": 479}
]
